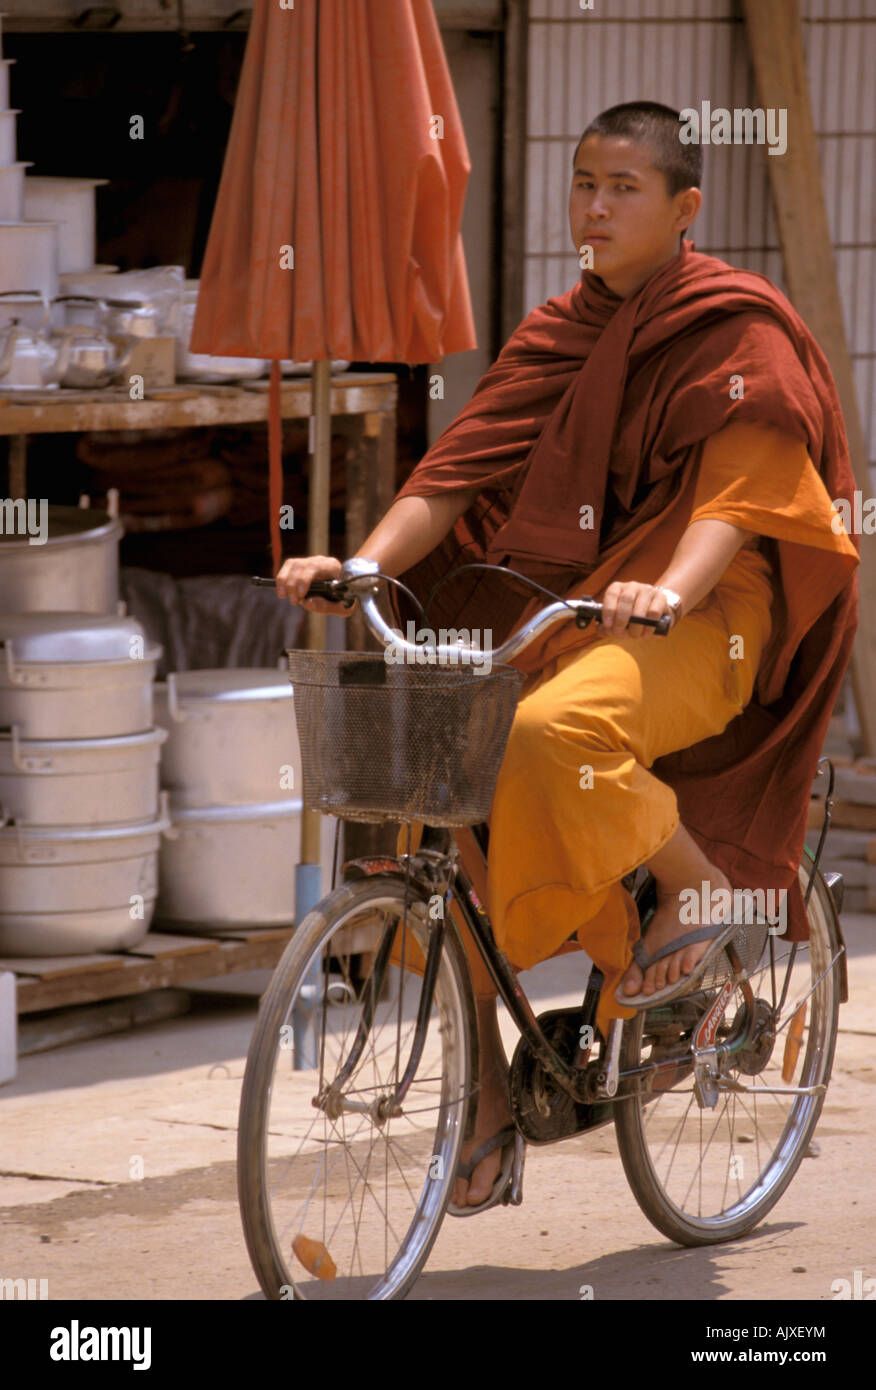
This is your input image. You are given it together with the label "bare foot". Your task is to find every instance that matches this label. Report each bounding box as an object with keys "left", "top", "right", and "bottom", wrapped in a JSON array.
[{"left": 620, "top": 865, "right": 734, "bottom": 999}]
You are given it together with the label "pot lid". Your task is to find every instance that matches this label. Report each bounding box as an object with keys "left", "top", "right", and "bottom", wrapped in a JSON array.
[
  {"left": 0, "top": 611, "right": 154, "bottom": 663},
  {"left": 157, "top": 669, "right": 293, "bottom": 704},
  {"left": 0, "top": 504, "right": 122, "bottom": 549}
]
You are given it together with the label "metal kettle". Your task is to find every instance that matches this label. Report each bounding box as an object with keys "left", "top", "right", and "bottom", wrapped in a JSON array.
[
  {"left": 51, "top": 298, "right": 132, "bottom": 388},
  {"left": 0, "top": 316, "right": 71, "bottom": 390}
]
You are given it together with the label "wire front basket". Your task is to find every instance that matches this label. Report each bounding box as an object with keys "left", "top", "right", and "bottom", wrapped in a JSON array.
[{"left": 286, "top": 649, "right": 527, "bottom": 826}]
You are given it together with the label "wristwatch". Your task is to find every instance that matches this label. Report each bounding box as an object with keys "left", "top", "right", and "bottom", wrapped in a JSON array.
[{"left": 655, "top": 586, "right": 684, "bottom": 622}]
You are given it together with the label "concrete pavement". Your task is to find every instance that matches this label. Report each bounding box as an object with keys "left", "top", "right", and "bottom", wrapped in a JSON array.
[{"left": 1, "top": 914, "right": 873, "bottom": 1301}]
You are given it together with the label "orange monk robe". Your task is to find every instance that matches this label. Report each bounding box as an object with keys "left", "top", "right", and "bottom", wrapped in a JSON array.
[{"left": 391, "top": 419, "right": 858, "bottom": 1029}]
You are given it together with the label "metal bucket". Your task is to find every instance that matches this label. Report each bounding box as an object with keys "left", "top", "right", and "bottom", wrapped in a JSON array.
[
  {"left": 22, "top": 176, "right": 107, "bottom": 275},
  {"left": 0, "top": 725, "right": 166, "bottom": 827},
  {"left": 0, "top": 163, "right": 30, "bottom": 223},
  {"left": 0, "top": 504, "right": 122, "bottom": 614},
  {"left": 0, "top": 611, "right": 161, "bottom": 738},
  {"left": 156, "top": 798, "right": 301, "bottom": 927},
  {"left": 0, "top": 808, "right": 168, "bottom": 956},
  {"left": 0, "top": 218, "right": 60, "bottom": 300}
]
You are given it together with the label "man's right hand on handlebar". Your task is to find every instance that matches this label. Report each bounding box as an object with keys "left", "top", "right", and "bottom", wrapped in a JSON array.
[{"left": 275, "top": 555, "right": 349, "bottom": 615}]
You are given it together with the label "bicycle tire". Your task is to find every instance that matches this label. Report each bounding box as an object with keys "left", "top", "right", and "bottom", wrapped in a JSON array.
[
  {"left": 613, "top": 862, "right": 842, "bottom": 1246},
  {"left": 237, "top": 874, "right": 478, "bottom": 1299}
]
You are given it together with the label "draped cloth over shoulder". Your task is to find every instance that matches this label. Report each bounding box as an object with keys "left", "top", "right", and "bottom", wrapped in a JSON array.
[{"left": 390, "top": 240, "right": 860, "bottom": 945}]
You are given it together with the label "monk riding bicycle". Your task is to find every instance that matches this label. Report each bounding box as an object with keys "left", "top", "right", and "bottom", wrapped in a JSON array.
[{"left": 237, "top": 557, "right": 846, "bottom": 1300}]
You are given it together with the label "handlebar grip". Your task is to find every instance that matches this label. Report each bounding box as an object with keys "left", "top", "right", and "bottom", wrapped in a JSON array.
[
  {"left": 622, "top": 612, "right": 673, "bottom": 635},
  {"left": 305, "top": 580, "right": 348, "bottom": 600},
  {"left": 249, "top": 575, "right": 353, "bottom": 605},
  {"left": 587, "top": 601, "right": 672, "bottom": 636}
]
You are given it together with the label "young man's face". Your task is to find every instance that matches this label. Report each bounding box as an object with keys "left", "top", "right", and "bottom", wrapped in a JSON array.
[{"left": 569, "top": 134, "right": 701, "bottom": 298}]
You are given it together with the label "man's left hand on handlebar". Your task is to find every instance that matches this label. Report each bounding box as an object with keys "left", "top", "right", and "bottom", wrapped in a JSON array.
[{"left": 598, "top": 581, "right": 680, "bottom": 638}]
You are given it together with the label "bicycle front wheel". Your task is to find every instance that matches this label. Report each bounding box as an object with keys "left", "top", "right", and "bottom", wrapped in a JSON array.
[
  {"left": 614, "top": 863, "right": 842, "bottom": 1245},
  {"left": 238, "top": 875, "right": 476, "bottom": 1299}
]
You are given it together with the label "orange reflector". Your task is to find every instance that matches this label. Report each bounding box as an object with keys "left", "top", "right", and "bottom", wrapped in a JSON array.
[
  {"left": 292, "top": 1234, "right": 337, "bottom": 1282},
  {"left": 782, "top": 1002, "right": 806, "bottom": 1083}
]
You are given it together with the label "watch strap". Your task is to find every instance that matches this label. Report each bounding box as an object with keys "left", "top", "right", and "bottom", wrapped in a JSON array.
[{"left": 656, "top": 586, "right": 684, "bottom": 618}]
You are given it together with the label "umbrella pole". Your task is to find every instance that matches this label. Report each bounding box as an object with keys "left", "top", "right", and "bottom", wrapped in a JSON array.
[{"left": 293, "top": 359, "right": 333, "bottom": 1068}]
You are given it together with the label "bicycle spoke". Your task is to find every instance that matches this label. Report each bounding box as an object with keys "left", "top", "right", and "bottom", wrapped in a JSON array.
[
  {"left": 615, "top": 868, "right": 840, "bottom": 1242},
  {"left": 240, "top": 879, "right": 474, "bottom": 1299}
]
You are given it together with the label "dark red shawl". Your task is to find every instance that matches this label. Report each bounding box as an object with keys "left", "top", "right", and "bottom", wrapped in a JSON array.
[{"left": 391, "top": 240, "right": 860, "bottom": 941}]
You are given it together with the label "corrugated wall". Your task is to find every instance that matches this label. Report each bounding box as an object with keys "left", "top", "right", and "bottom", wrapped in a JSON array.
[{"left": 526, "top": 0, "right": 876, "bottom": 471}]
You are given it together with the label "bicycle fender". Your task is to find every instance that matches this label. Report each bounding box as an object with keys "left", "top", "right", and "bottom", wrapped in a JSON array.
[
  {"left": 341, "top": 856, "right": 435, "bottom": 897},
  {"left": 817, "top": 868, "right": 849, "bottom": 1005}
]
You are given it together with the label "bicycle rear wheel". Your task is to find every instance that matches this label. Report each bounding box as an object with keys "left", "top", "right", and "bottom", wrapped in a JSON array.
[
  {"left": 614, "top": 863, "right": 842, "bottom": 1245},
  {"left": 238, "top": 876, "right": 476, "bottom": 1299}
]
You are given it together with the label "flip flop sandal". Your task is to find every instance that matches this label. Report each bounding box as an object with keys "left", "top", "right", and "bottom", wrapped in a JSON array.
[
  {"left": 614, "top": 913, "right": 768, "bottom": 1012},
  {"left": 447, "top": 1125, "right": 518, "bottom": 1218}
]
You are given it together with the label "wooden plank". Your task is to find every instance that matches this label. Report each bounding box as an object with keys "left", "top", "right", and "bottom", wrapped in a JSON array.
[
  {"left": 742, "top": 0, "right": 876, "bottom": 756},
  {"left": 159, "top": 925, "right": 295, "bottom": 941},
  {"left": 0, "top": 374, "right": 398, "bottom": 437},
  {"left": 0, "top": 952, "right": 123, "bottom": 979},
  {"left": 17, "top": 989, "right": 194, "bottom": 1058},
  {"left": 124, "top": 932, "right": 220, "bottom": 958},
  {"left": 809, "top": 798, "right": 876, "bottom": 833},
  {"left": 14, "top": 929, "right": 294, "bottom": 1015},
  {"left": 804, "top": 828, "right": 876, "bottom": 862},
  {"left": 833, "top": 766, "right": 876, "bottom": 807}
]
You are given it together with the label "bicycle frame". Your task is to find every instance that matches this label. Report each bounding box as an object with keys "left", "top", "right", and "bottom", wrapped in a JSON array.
[
  {"left": 340, "top": 838, "right": 755, "bottom": 1113},
  {"left": 337, "top": 820, "right": 848, "bottom": 1125},
  {"left": 339, "top": 840, "right": 593, "bottom": 1106},
  {"left": 297, "top": 565, "right": 848, "bottom": 1119}
]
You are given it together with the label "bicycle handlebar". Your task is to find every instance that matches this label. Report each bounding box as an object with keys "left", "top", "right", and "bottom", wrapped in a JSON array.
[{"left": 252, "top": 560, "right": 672, "bottom": 660}]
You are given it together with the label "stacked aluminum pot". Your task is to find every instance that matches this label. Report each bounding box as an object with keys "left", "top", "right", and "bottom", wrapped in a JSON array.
[
  {"left": 0, "top": 611, "right": 167, "bottom": 956},
  {"left": 153, "top": 669, "right": 303, "bottom": 929}
]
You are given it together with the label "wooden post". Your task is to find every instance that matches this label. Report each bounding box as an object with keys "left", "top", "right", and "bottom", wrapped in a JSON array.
[
  {"left": 500, "top": 0, "right": 528, "bottom": 346},
  {"left": 343, "top": 404, "right": 399, "bottom": 861},
  {"left": 742, "top": 0, "right": 876, "bottom": 755},
  {"left": 8, "top": 435, "right": 27, "bottom": 497},
  {"left": 301, "top": 360, "right": 332, "bottom": 865}
]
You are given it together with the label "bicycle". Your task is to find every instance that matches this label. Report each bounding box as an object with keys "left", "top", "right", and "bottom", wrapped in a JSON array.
[{"left": 239, "top": 556, "right": 847, "bottom": 1299}]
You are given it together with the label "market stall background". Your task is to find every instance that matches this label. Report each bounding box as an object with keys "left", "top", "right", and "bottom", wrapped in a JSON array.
[{"left": 0, "top": 0, "right": 874, "bottom": 1077}]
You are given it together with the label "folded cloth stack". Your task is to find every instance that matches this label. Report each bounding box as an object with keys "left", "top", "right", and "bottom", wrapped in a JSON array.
[
  {"left": 213, "top": 423, "right": 350, "bottom": 527},
  {"left": 77, "top": 427, "right": 232, "bottom": 531}
]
